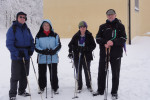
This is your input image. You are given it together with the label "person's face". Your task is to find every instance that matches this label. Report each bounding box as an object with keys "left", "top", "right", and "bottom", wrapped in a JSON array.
[
  {"left": 43, "top": 22, "right": 50, "bottom": 31},
  {"left": 18, "top": 15, "right": 26, "bottom": 24},
  {"left": 79, "top": 26, "right": 86, "bottom": 35},
  {"left": 107, "top": 14, "right": 116, "bottom": 22}
]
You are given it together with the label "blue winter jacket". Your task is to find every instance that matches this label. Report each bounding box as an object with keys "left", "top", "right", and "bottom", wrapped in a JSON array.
[
  {"left": 6, "top": 21, "right": 34, "bottom": 60},
  {"left": 35, "top": 20, "right": 61, "bottom": 64}
]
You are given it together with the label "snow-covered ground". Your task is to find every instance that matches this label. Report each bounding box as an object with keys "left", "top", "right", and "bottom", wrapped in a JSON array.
[{"left": 0, "top": 28, "right": 150, "bottom": 100}]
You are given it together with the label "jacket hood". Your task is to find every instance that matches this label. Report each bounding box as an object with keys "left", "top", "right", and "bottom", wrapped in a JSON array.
[
  {"left": 41, "top": 19, "right": 54, "bottom": 32},
  {"left": 36, "top": 19, "right": 55, "bottom": 38},
  {"left": 12, "top": 21, "right": 27, "bottom": 28}
]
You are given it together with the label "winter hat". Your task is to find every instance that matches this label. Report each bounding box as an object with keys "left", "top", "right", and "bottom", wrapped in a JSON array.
[
  {"left": 106, "top": 9, "right": 116, "bottom": 15},
  {"left": 78, "top": 21, "right": 88, "bottom": 28},
  {"left": 16, "top": 11, "right": 27, "bottom": 21}
]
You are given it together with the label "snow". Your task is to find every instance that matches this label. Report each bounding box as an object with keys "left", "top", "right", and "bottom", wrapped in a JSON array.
[
  {"left": 145, "top": 32, "right": 150, "bottom": 35},
  {"left": 0, "top": 28, "right": 150, "bottom": 100}
]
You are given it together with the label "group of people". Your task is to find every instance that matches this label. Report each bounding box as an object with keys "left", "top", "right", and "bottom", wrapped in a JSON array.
[{"left": 6, "top": 9, "right": 126, "bottom": 100}]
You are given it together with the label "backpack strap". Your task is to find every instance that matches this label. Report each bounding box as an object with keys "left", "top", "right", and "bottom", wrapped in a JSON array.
[
  {"left": 27, "top": 27, "right": 31, "bottom": 34},
  {"left": 12, "top": 25, "right": 17, "bottom": 34},
  {"left": 12, "top": 25, "right": 17, "bottom": 41}
]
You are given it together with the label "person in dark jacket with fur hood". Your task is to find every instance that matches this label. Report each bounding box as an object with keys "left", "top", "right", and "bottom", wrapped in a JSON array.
[
  {"left": 68, "top": 21, "right": 96, "bottom": 93},
  {"left": 35, "top": 19, "right": 61, "bottom": 94},
  {"left": 93, "top": 9, "right": 127, "bottom": 99},
  {"left": 6, "top": 12, "right": 34, "bottom": 100}
]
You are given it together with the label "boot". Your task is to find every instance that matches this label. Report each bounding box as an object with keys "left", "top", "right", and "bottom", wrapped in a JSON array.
[
  {"left": 10, "top": 97, "right": 16, "bottom": 100},
  {"left": 18, "top": 91, "right": 31, "bottom": 97}
]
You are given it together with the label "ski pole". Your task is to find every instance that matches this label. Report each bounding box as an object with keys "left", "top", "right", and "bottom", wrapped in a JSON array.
[
  {"left": 84, "top": 55, "right": 93, "bottom": 93},
  {"left": 22, "top": 58, "right": 32, "bottom": 100},
  {"left": 72, "top": 52, "right": 78, "bottom": 99},
  {"left": 104, "top": 47, "right": 111, "bottom": 100},
  {"left": 46, "top": 55, "right": 48, "bottom": 98},
  {"left": 77, "top": 52, "right": 81, "bottom": 88},
  {"left": 30, "top": 57, "right": 43, "bottom": 100},
  {"left": 50, "top": 55, "right": 54, "bottom": 98},
  {"left": 72, "top": 52, "right": 81, "bottom": 99}
]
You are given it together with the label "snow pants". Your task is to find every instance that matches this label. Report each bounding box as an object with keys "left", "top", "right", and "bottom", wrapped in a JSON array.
[
  {"left": 9, "top": 60, "right": 30, "bottom": 97},
  {"left": 97, "top": 57, "right": 121, "bottom": 94},
  {"left": 74, "top": 57, "right": 91, "bottom": 90},
  {"left": 38, "top": 63, "right": 59, "bottom": 91}
]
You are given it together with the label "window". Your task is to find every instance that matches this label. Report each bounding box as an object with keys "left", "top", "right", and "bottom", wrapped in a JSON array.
[{"left": 135, "top": 0, "right": 139, "bottom": 11}]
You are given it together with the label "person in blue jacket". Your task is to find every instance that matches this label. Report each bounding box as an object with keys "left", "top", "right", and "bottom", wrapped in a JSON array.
[
  {"left": 35, "top": 19, "right": 61, "bottom": 94},
  {"left": 6, "top": 12, "right": 34, "bottom": 100}
]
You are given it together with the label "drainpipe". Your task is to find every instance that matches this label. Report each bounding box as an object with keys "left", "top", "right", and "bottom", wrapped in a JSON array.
[{"left": 128, "top": 0, "right": 131, "bottom": 44}]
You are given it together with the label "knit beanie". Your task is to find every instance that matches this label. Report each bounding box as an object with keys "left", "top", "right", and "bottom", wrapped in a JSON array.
[{"left": 78, "top": 21, "right": 88, "bottom": 28}]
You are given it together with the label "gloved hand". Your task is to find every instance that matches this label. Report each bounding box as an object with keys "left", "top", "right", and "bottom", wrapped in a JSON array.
[
  {"left": 41, "top": 49, "right": 49, "bottom": 55},
  {"left": 68, "top": 53, "right": 73, "bottom": 59},
  {"left": 28, "top": 50, "right": 33, "bottom": 56},
  {"left": 19, "top": 51, "right": 25, "bottom": 58},
  {"left": 49, "top": 49, "right": 57, "bottom": 55}
]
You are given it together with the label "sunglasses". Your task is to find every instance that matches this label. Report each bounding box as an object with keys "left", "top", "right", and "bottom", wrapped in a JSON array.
[{"left": 19, "top": 16, "right": 26, "bottom": 19}]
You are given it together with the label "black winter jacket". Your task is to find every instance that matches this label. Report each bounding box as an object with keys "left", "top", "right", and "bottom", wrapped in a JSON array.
[
  {"left": 68, "top": 30, "right": 96, "bottom": 61},
  {"left": 96, "top": 18, "right": 127, "bottom": 58}
]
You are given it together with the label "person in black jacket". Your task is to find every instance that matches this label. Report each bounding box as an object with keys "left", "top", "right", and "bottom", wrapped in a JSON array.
[
  {"left": 93, "top": 9, "right": 127, "bottom": 99},
  {"left": 68, "top": 21, "right": 96, "bottom": 93}
]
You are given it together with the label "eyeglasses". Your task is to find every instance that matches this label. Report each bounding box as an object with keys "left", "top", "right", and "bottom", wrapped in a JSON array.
[
  {"left": 80, "top": 26, "right": 86, "bottom": 28},
  {"left": 19, "top": 16, "right": 26, "bottom": 19}
]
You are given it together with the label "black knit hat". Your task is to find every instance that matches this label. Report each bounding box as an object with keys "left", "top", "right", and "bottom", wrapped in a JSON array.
[{"left": 16, "top": 12, "right": 27, "bottom": 21}]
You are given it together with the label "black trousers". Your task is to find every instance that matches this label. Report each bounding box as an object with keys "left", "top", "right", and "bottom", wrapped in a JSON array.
[
  {"left": 9, "top": 60, "right": 30, "bottom": 97},
  {"left": 74, "top": 56, "right": 91, "bottom": 90},
  {"left": 97, "top": 57, "right": 121, "bottom": 94},
  {"left": 38, "top": 63, "right": 59, "bottom": 91}
]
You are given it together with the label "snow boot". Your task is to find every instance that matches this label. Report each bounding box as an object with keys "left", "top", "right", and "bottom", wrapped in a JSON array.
[
  {"left": 18, "top": 91, "right": 31, "bottom": 97},
  {"left": 111, "top": 94, "right": 118, "bottom": 100},
  {"left": 93, "top": 91, "right": 104, "bottom": 96},
  {"left": 87, "top": 87, "right": 93, "bottom": 92},
  {"left": 38, "top": 89, "right": 44, "bottom": 94},
  {"left": 76, "top": 89, "right": 82, "bottom": 93},
  {"left": 54, "top": 89, "right": 59, "bottom": 94},
  {"left": 10, "top": 97, "right": 16, "bottom": 100}
]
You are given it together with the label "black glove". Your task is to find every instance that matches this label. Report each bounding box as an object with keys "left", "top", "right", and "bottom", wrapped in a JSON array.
[
  {"left": 68, "top": 53, "right": 73, "bottom": 59},
  {"left": 41, "top": 49, "right": 49, "bottom": 55},
  {"left": 49, "top": 49, "right": 57, "bottom": 55},
  {"left": 19, "top": 51, "right": 25, "bottom": 57},
  {"left": 28, "top": 50, "right": 33, "bottom": 56}
]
